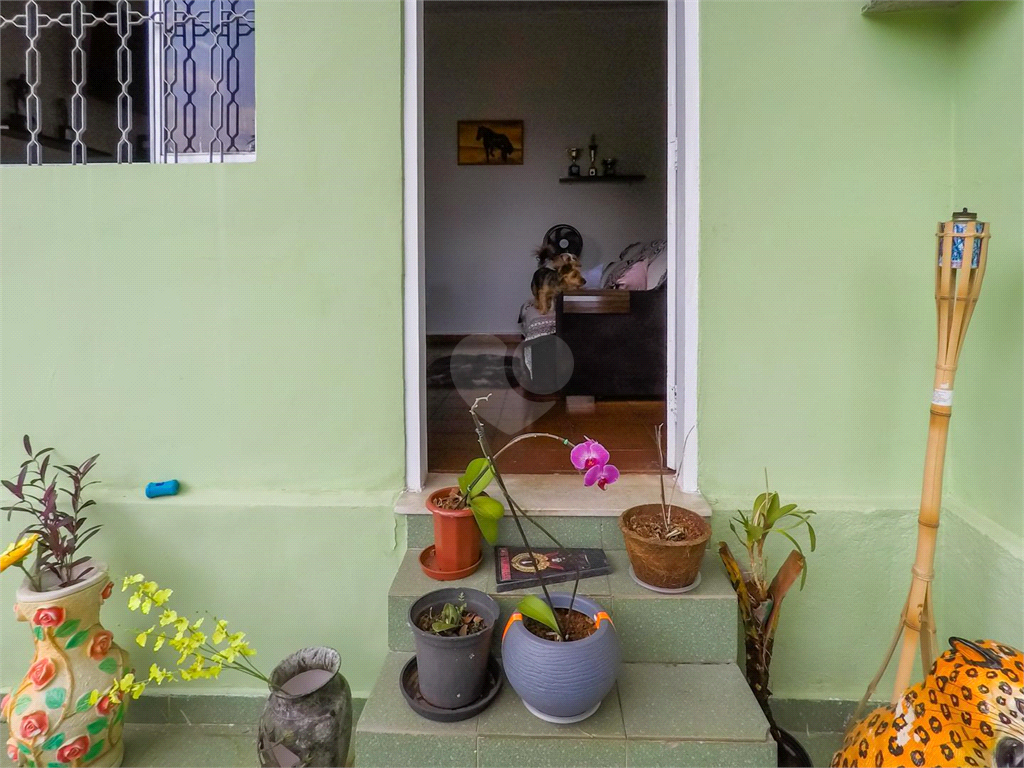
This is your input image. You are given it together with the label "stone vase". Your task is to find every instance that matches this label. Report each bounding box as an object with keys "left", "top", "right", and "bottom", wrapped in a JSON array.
[
  {"left": 2, "top": 560, "right": 130, "bottom": 768},
  {"left": 257, "top": 647, "right": 352, "bottom": 768}
]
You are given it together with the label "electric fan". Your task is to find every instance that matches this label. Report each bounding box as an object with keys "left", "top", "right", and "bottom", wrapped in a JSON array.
[{"left": 543, "top": 224, "right": 583, "bottom": 256}]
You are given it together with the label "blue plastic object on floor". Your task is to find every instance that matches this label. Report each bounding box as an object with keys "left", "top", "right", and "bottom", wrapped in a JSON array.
[{"left": 145, "top": 480, "right": 179, "bottom": 498}]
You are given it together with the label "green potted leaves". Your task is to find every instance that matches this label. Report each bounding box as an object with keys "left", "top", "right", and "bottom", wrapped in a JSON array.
[
  {"left": 406, "top": 588, "right": 500, "bottom": 716},
  {"left": 420, "top": 460, "right": 503, "bottom": 580},
  {"left": 1, "top": 437, "right": 130, "bottom": 768},
  {"left": 719, "top": 476, "right": 816, "bottom": 767}
]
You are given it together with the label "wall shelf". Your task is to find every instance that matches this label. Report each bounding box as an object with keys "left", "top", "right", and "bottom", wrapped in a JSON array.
[
  {"left": 861, "top": 0, "right": 961, "bottom": 14},
  {"left": 559, "top": 174, "right": 646, "bottom": 184}
]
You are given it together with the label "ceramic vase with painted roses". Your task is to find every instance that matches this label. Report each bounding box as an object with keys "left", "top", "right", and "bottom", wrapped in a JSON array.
[{"left": 2, "top": 560, "right": 130, "bottom": 768}]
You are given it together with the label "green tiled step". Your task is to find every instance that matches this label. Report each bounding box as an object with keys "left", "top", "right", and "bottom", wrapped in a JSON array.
[
  {"left": 354, "top": 652, "right": 773, "bottom": 768},
  {"left": 388, "top": 548, "right": 737, "bottom": 664},
  {"left": 406, "top": 514, "right": 629, "bottom": 550}
]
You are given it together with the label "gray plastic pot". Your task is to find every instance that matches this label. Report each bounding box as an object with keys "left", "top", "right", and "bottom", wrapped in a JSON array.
[
  {"left": 501, "top": 593, "right": 621, "bottom": 723},
  {"left": 408, "top": 587, "right": 499, "bottom": 709}
]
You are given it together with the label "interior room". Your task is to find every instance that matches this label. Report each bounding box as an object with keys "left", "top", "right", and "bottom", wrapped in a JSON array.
[{"left": 423, "top": 0, "right": 670, "bottom": 474}]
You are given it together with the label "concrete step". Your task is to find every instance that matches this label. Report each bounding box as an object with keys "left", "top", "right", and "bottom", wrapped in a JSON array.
[
  {"left": 388, "top": 547, "right": 738, "bottom": 665},
  {"left": 354, "top": 652, "right": 774, "bottom": 768},
  {"left": 405, "top": 513, "right": 632, "bottom": 550}
]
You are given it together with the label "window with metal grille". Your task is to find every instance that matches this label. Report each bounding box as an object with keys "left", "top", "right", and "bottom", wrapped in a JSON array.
[{"left": 1, "top": 1, "right": 256, "bottom": 165}]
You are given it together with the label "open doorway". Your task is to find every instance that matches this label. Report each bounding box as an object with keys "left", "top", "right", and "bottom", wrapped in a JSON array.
[{"left": 422, "top": 1, "right": 669, "bottom": 475}]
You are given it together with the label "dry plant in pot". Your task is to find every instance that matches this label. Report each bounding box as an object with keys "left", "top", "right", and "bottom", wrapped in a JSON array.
[
  {"left": 619, "top": 426, "right": 710, "bottom": 591},
  {"left": 2, "top": 436, "right": 130, "bottom": 768}
]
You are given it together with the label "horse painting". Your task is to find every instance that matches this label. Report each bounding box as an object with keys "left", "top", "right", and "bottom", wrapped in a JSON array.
[
  {"left": 476, "top": 126, "right": 515, "bottom": 162},
  {"left": 458, "top": 121, "right": 523, "bottom": 165}
]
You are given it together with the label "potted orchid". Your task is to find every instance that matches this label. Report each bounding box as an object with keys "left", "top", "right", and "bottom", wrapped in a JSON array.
[
  {"left": 421, "top": 416, "right": 620, "bottom": 581},
  {"left": 1, "top": 436, "right": 130, "bottom": 768},
  {"left": 455, "top": 396, "right": 622, "bottom": 723}
]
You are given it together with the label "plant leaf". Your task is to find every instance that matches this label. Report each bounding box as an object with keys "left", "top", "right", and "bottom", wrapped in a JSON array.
[
  {"left": 458, "top": 458, "right": 494, "bottom": 498},
  {"left": 23, "top": 435, "right": 32, "bottom": 455},
  {"left": 469, "top": 495, "right": 504, "bottom": 545},
  {"left": 83, "top": 739, "right": 105, "bottom": 762},
  {"left": 45, "top": 687, "right": 67, "bottom": 709},
  {"left": 54, "top": 619, "right": 81, "bottom": 638},
  {"left": 40, "top": 732, "right": 65, "bottom": 751},
  {"left": 65, "top": 629, "right": 90, "bottom": 649},
  {"left": 518, "top": 594, "right": 560, "bottom": 634}
]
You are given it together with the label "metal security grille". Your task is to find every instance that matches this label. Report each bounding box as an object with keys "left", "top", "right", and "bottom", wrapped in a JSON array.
[{"left": 0, "top": 0, "right": 256, "bottom": 165}]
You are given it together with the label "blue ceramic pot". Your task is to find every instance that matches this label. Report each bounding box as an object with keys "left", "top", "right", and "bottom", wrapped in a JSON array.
[{"left": 501, "top": 593, "right": 620, "bottom": 723}]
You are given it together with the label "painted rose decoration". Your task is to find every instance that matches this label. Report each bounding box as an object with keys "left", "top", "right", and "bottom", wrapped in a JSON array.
[
  {"left": 32, "top": 606, "right": 64, "bottom": 627},
  {"left": 89, "top": 629, "right": 114, "bottom": 660},
  {"left": 6, "top": 740, "right": 18, "bottom": 762},
  {"left": 96, "top": 694, "right": 115, "bottom": 716},
  {"left": 101, "top": 581, "right": 114, "bottom": 600},
  {"left": 27, "top": 657, "right": 55, "bottom": 689},
  {"left": 18, "top": 710, "right": 48, "bottom": 740},
  {"left": 56, "top": 736, "right": 91, "bottom": 764}
]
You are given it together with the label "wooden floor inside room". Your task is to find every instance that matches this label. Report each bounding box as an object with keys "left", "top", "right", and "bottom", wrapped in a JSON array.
[{"left": 426, "top": 338, "right": 668, "bottom": 474}]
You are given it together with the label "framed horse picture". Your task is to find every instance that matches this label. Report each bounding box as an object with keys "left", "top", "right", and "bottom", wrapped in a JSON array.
[{"left": 457, "top": 120, "right": 523, "bottom": 165}]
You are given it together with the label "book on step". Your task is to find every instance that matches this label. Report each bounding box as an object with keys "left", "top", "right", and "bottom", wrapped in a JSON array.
[{"left": 493, "top": 546, "right": 611, "bottom": 593}]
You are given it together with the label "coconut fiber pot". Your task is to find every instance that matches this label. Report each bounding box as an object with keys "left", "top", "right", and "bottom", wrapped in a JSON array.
[
  {"left": 619, "top": 504, "right": 711, "bottom": 590},
  {"left": 501, "top": 593, "right": 620, "bottom": 723},
  {"left": 424, "top": 487, "right": 482, "bottom": 578},
  {"left": 409, "top": 588, "right": 499, "bottom": 710}
]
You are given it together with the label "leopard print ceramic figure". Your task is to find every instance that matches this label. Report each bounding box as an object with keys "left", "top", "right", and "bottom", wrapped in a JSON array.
[{"left": 833, "top": 639, "right": 1024, "bottom": 768}]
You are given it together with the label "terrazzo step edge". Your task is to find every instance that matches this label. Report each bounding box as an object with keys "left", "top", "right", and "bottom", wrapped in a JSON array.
[
  {"left": 354, "top": 652, "right": 774, "bottom": 768},
  {"left": 387, "top": 548, "right": 738, "bottom": 665},
  {"left": 406, "top": 513, "right": 633, "bottom": 549}
]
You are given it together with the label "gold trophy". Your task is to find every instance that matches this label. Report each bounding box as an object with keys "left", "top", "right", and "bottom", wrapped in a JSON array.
[{"left": 567, "top": 147, "right": 581, "bottom": 177}]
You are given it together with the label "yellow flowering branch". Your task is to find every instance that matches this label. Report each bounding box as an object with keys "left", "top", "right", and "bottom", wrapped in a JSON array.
[{"left": 95, "top": 573, "right": 270, "bottom": 705}]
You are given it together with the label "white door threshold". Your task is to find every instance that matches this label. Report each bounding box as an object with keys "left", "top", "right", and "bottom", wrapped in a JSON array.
[{"left": 395, "top": 473, "right": 711, "bottom": 518}]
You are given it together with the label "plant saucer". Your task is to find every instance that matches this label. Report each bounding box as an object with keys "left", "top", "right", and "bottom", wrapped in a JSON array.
[
  {"left": 628, "top": 566, "right": 702, "bottom": 594},
  {"left": 399, "top": 655, "right": 502, "bottom": 722}
]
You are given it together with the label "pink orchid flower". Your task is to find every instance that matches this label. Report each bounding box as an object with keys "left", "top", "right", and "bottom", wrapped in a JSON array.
[
  {"left": 570, "top": 439, "right": 610, "bottom": 471},
  {"left": 585, "top": 462, "right": 620, "bottom": 491}
]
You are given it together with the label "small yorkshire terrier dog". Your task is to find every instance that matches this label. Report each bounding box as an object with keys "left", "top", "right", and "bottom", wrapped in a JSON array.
[
  {"left": 531, "top": 262, "right": 586, "bottom": 315},
  {"left": 535, "top": 242, "right": 581, "bottom": 271}
]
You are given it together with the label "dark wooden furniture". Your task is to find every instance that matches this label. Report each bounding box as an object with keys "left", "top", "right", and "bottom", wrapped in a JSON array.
[{"left": 522, "top": 288, "right": 666, "bottom": 399}]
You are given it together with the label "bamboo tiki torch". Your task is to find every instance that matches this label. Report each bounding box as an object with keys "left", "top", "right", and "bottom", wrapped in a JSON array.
[{"left": 857, "top": 209, "right": 991, "bottom": 711}]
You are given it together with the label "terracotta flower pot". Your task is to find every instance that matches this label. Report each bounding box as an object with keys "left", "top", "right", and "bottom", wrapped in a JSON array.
[
  {"left": 619, "top": 504, "right": 711, "bottom": 590},
  {"left": 3, "top": 560, "right": 130, "bottom": 768},
  {"left": 423, "top": 487, "right": 482, "bottom": 579}
]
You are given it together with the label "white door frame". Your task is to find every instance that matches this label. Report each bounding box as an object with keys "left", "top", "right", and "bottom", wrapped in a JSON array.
[{"left": 403, "top": 0, "right": 700, "bottom": 493}]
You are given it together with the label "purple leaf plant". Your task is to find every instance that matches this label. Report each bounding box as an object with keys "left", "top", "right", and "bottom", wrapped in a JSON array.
[{"left": 2, "top": 435, "right": 102, "bottom": 591}]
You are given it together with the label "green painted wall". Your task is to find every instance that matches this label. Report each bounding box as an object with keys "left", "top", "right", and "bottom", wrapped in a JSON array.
[
  {"left": 699, "top": 0, "right": 1022, "bottom": 702},
  {"left": 0, "top": 1, "right": 406, "bottom": 697},
  {"left": 699, "top": 0, "right": 954, "bottom": 502},
  {"left": 946, "top": 1, "right": 1024, "bottom": 538}
]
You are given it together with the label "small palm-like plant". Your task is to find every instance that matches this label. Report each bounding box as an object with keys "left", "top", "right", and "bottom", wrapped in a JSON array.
[{"left": 719, "top": 475, "right": 815, "bottom": 728}]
